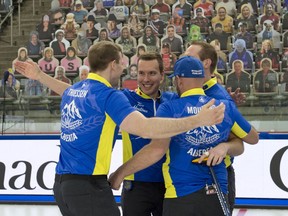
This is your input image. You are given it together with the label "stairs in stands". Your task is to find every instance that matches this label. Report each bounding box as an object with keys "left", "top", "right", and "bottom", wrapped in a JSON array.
[{"left": 0, "top": 0, "right": 51, "bottom": 75}]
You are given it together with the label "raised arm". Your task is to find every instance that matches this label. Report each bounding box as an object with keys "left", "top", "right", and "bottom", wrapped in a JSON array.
[
  {"left": 120, "top": 99, "right": 225, "bottom": 139},
  {"left": 14, "top": 60, "right": 71, "bottom": 96}
]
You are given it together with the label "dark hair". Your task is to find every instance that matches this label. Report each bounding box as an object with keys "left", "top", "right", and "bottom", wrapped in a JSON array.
[
  {"left": 190, "top": 41, "right": 218, "bottom": 73},
  {"left": 88, "top": 41, "right": 122, "bottom": 72},
  {"left": 138, "top": 52, "right": 164, "bottom": 73}
]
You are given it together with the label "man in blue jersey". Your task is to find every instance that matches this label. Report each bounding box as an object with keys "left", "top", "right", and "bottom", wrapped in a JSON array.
[
  {"left": 183, "top": 41, "right": 248, "bottom": 212},
  {"left": 14, "top": 41, "right": 225, "bottom": 216},
  {"left": 121, "top": 52, "right": 245, "bottom": 216},
  {"left": 109, "top": 56, "right": 259, "bottom": 216}
]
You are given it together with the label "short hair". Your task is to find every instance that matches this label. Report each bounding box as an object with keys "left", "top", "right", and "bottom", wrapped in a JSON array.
[
  {"left": 79, "top": 65, "right": 90, "bottom": 74},
  {"left": 88, "top": 41, "right": 122, "bottom": 72},
  {"left": 190, "top": 41, "right": 217, "bottom": 73},
  {"left": 138, "top": 52, "right": 164, "bottom": 73}
]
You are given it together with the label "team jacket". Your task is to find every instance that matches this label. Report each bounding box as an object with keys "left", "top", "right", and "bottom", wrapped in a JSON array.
[
  {"left": 56, "top": 73, "right": 135, "bottom": 175},
  {"left": 157, "top": 88, "right": 251, "bottom": 198},
  {"left": 122, "top": 88, "right": 177, "bottom": 182}
]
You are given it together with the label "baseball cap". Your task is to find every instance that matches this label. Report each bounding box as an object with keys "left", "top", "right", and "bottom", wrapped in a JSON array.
[
  {"left": 169, "top": 56, "right": 205, "bottom": 78},
  {"left": 151, "top": 9, "right": 160, "bottom": 14},
  {"left": 196, "top": 7, "right": 202, "bottom": 13}
]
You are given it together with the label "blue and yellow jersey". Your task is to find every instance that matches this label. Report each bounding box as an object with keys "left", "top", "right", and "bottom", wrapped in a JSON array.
[
  {"left": 156, "top": 88, "right": 251, "bottom": 198},
  {"left": 56, "top": 73, "right": 135, "bottom": 175},
  {"left": 122, "top": 88, "right": 177, "bottom": 182},
  {"left": 204, "top": 77, "right": 236, "bottom": 167}
]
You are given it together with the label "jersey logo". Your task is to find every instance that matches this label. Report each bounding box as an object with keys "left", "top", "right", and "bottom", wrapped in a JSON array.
[
  {"left": 133, "top": 102, "right": 148, "bottom": 113},
  {"left": 61, "top": 100, "right": 83, "bottom": 129},
  {"left": 185, "top": 125, "right": 220, "bottom": 146}
]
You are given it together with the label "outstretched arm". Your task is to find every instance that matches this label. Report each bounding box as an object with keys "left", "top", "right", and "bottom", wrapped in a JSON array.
[
  {"left": 14, "top": 61, "right": 71, "bottom": 96},
  {"left": 120, "top": 99, "right": 225, "bottom": 139}
]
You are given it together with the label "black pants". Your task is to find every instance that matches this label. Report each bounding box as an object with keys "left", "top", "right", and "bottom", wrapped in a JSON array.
[
  {"left": 227, "top": 165, "right": 235, "bottom": 213},
  {"left": 53, "top": 174, "right": 120, "bottom": 216},
  {"left": 121, "top": 180, "right": 165, "bottom": 216},
  {"left": 163, "top": 187, "right": 228, "bottom": 216}
]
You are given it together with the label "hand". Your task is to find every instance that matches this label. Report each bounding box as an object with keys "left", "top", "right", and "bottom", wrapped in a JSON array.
[
  {"left": 14, "top": 60, "right": 42, "bottom": 80},
  {"left": 196, "top": 144, "right": 228, "bottom": 166},
  {"left": 227, "top": 87, "right": 246, "bottom": 106},
  {"left": 198, "top": 99, "right": 225, "bottom": 127},
  {"left": 108, "top": 171, "right": 124, "bottom": 190}
]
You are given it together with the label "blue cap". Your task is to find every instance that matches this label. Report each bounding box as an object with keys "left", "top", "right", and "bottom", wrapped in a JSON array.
[{"left": 169, "top": 56, "right": 205, "bottom": 78}]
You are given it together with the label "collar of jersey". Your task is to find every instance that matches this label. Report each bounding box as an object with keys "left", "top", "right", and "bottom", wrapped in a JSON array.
[
  {"left": 203, "top": 77, "right": 217, "bottom": 91},
  {"left": 181, "top": 88, "right": 205, "bottom": 98},
  {"left": 87, "top": 73, "right": 112, "bottom": 87},
  {"left": 136, "top": 87, "right": 161, "bottom": 99}
]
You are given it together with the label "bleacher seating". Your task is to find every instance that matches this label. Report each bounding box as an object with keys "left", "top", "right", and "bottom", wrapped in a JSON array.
[{"left": 2, "top": 0, "right": 288, "bottom": 117}]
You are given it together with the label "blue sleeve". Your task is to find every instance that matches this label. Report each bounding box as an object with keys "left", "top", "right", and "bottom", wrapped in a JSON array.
[
  {"left": 105, "top": 90, "right": 136, "bottom": 126},
  {"left": 228, "top": 101, "right": 252, "bottom": 138}
]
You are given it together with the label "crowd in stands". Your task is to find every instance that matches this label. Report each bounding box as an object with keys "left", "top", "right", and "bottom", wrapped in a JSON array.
[{"left": 2, "top": 0, "right": 288, "bottom": 109}]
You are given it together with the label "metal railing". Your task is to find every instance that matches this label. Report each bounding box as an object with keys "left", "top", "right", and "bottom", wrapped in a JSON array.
[{"left": 0, "top": 0, "right": 43, "bottom": 46}]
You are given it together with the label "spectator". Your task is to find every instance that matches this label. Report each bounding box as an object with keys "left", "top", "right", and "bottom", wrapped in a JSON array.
[
  {"left": 60, "top": 46, "right": 82, "bottom": 74},
  {"left": 38, "top": 47, "right": 60, "bottom": 75},
  {"left": 211, "top": 6, "right": 233, "bottom": 33},
  {"left": 186, "top": 24, "right": 203, "bottom": 44},
  {"left": 72, "top": 0, "right": 88, "bottom": 24},
  {"left": 169, "top": 7, "right": 186, "bottom": 35},
  {"left": 151, "top": 0, "right": 170, "bottom": 13},
  {"left": 236, "top": 3, "right": 257, "bottom": 32},
  {"left": 226, "top": 60, "right": 251, "bottom": 93},
  {"left": 71, "top": 31, "right": 92, "bottom": 56},
  {"left": 89, "top": 0, "right": 109, "bottom": 17},
  {"left": 0, "top": 69, "right": 20, "bottom": 99},
  {"left": 130, "top": 0, "right": 150, "bottom": 20},
  {"left": 206, "top": 23, "right": 231, "bottom": 51},
  {"left": 50, "top": 29, "right": 70, "bottom": 56},
  {"left": 51, "top": 9, "right": 65, "bottom": 27},
  {"left": 138, "top": 25, "right": 160, "bottom": 52},
  {"left": 172, "top": 0, "right": 192, "bottom": 18},
  {"left": 228, "top": 39, "right": 253, "bottom": 70},
  {"left": 93, "top": 27, "right": 114, "bottom": 43},
  {"left": 234, "top": 22, "right": 254, "bottom": 49},
  {"left": 255, "top": 39, "right": 279, "bottom": 70},
  {"left": 50, "top": 66, "right": 72, "bottom": 96},
  {"left": 280, "top": 69, "right": 288, "bottom": 92},
  {"left": 257, "top": 19, "right": 280, "bottom": 49},
  {"left": 259, "top": 3, "right": 280, "bottom": 32},
  {"left": 215, "top": 0, "right": 236, "bottom": 17},
  {"left": 73, "top": 65, "right": 90, "bottom": 83},
  {"left": 26, "top": 31, "right": 45, "bottom": 57},
  {"left": 237, "top": 0, "right": 258, "bottom": 15},
  {"left": 36, "top": 14, "right": 55, "bottom": 42},
  {"left": 12, "top": 47, "right": 32, "bottom": 74},
  {"left": 130, "top": 43, "right": 147, "bottom": 64},
  {"left": 127, "top": 12, "right": 143, "bottom": 38},
  {"left": 147, "top": 8, "right": 166, "bottom": 35},
  {"left": 161, "top": 24, "right": 183, "bottom": 55},
  {"left": 107, "top": 13, "right": 121, "bottom": 39},
  {"left": 60, "top": 13, "right": 80, "bottom": 40},
  {"left": 110, "top": 0, "right": 129, "bottom": 21},
  {"left": 193, "top": 0, "right": 214, "bottom": 17},
  {"left": 254, "top": 58, "right": 278, "bottom": 93},
  {"left": 115, "top": 26, "right": 137, "bottom": 56},
  {"left": 122, "top": 64, "right": 138, "bottom": 90},
  {"left": 161, "top": 42, "right": 177, "bottom": 73},
  {"left": 190, "top": 7, "right": 210, "bottom": 34},
  {"left": 85, "top": 15, "right": 99, "bottom": 40}
]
